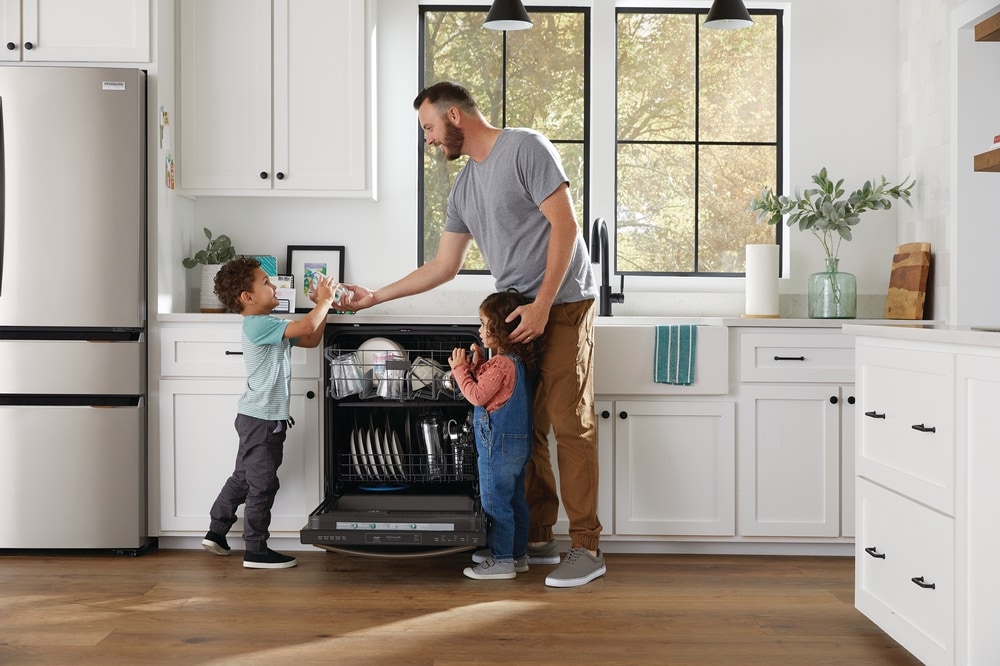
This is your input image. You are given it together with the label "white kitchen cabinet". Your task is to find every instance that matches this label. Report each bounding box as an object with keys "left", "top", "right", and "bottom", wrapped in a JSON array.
[
  {"left": 158, "top": 323, "right": 322, "bottom": 537},
  {"left": 177, "top": 0, "right": 372, "bottom": 197},
  {"left": 853, "top": 331, "right": 1000, "bottom": 666},
  {"left": 0, "top": 0, "right": 148, "bottom": 62},
  {"left": 613, "top": 400, "right": 735, "bottom": 536},
  {"left": 591, "top": 325, "right": 735, "bottom": 540},
  {"left": 735, "top": 329, "right": 855, "bottom": 538}
]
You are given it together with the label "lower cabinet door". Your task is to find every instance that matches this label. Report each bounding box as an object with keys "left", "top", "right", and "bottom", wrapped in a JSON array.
[
  {"left": 159, "top": 378, "right": 321, "bottom": 534},
  {"left": 614, "top": 400, "right": 735, "bottom": 536},
  {"left": 856, "top": 477, "right": 954, "bottom": 666}
]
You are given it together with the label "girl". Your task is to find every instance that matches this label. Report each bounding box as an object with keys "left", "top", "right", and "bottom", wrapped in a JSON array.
[{"left": 448, "top": 289, "right": 542, "bottom": 579}]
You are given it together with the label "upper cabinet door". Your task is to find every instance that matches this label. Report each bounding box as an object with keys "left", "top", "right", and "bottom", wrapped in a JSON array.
[
  {"left": 273, "top": 0, "right": 370, "bottom": 195},
  {"left": 16, "top": 0, "right": 150, "bottom": 62},
  {"left": 178, "top": 0, "right": 272, "bottom": 191}
]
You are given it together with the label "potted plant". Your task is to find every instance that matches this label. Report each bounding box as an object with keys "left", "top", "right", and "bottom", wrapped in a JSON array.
[
  {"left": 749, "top": 168, "right": 915, "bottom": 318},
  {"left": 182, "top": 227, "right": 237, "bottom": 312}
]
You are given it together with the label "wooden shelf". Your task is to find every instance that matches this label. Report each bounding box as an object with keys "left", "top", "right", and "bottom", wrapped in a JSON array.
[
  {"left": 974, "top": 146, "right": 1000, "bottom": 172},
  {"left": 975, "top": 11, "right": 1000, "bottom": 41}
]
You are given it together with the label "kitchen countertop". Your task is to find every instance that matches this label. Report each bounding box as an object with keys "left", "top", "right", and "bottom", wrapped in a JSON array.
[{"left": 157, "top": 312, "right": 906, "bottom": 329}]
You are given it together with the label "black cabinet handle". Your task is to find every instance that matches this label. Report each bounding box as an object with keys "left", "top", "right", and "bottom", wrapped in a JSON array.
[
  {"left": 911, "top": 576, "right": 936, "bottom": 589},
  {"left": 830, "top": 396, "right": 838, "bottom": 404},
  {"left": 600, "top": 410, "right": 610, "bottom": 419},
  {"left": 306, "top": 391, "right": 316, "bottom": 399},
  {"left": 864, "top": 410, "right": 886, "bottom": 419},
  {"left": 6, "top": 42, "right": 14, "bottom": 50},
  {"left": 224, "top": 350, "right": 243, "bottom": 356},
  {"left": 864, "top": 546, "right": 886, "bottom": 559},
  {"left": 276, "top": 172, "right": 285, "bottom": 180},
  {"left": 259, "top": 171, "right": 268, "bottom": 179},
  {"left": 847, "top": 396, "right": 855, "bottom": 404},
  {"left": 774, "top": 355, "right": 805, "bottom": 361},
  {"left": 911, "top": 423, "right": 936, "bottom": 433},
  {"left": 24, "top": 41, "right": 33, "bottom": 50},
  {"left": 619, "top": 411, "right": 628, "bottom": 420}
]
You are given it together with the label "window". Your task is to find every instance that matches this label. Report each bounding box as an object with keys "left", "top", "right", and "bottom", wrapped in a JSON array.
[
  {"left": 617, "top": 9, "right": 782, "bottom": 275},
  {"left": 419, "top": 6, "right": 588, "bottom": 271},
  {"left": 418, "top": 6, "right": 782, "bottom": 277}
]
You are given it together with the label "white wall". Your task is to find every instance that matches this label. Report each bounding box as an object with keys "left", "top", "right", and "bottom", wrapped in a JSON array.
[{"left": 162, "top": 0, "right": 906, "bottom": 318}]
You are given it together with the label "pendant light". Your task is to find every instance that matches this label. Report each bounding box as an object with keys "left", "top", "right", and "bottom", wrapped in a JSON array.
[
  {"left": 484, "top": 0, "right": 533, "bottom": 31},
  {"left": 704, "top": 0, "right": 754, "bottom": 30}
]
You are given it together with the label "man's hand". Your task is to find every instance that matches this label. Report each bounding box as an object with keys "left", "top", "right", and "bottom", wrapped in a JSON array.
[{"left": 507, "top": 300, "right": 550, "bottom": 344}]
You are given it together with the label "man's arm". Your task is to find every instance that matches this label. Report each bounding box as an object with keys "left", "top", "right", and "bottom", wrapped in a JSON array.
[
  {"left": 508, "top": 183, "right": 578, "bottom": 342},
  {"left": 341, "top": 231, "right": 473, "bottom": 311}
]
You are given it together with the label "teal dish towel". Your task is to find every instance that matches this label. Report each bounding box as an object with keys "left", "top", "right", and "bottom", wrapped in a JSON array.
[{"left": 654, "top": 325, "right": 697, "bottom": 385}]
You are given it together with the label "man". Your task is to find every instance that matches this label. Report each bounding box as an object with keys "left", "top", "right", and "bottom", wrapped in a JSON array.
[{"left": 341, "top": 81, "right": 604, "bottom": 588}]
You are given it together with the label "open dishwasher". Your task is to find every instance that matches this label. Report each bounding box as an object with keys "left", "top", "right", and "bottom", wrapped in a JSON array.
[{"left": 300, "top": 323, "right": 487, "bottom": 556}]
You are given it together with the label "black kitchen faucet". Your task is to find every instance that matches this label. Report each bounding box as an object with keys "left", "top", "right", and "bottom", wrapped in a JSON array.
[{"left": 589, "top": 217, "right": 625, "bottom": 317}]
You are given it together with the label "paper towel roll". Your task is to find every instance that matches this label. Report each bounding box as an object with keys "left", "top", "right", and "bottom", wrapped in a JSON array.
[{"left": 745, "top": 244, "right": 779, "bottom": 317}]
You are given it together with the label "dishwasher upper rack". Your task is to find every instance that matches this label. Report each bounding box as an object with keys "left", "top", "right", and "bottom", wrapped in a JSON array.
[{"left": 325, "top": 344, "right": 465, "bottom": 401}]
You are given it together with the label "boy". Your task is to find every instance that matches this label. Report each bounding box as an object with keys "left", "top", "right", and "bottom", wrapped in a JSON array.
[{"left": 201, "top": 256, "right": 335, "bottom": 568}]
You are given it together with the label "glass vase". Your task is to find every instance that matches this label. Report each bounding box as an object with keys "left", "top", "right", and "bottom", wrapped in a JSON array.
[{"left": 808, "top": 258, "right": 856, "bottom": 319}]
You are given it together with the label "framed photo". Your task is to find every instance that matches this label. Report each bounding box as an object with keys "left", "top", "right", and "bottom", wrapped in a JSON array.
[{"left": 285, "top": 245, "right": 345, "bottom": 313}]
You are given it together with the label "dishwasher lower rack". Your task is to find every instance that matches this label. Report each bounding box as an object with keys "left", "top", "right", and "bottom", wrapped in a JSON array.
[{"left": 300, "top": 491, "right": 487, "bottom": 550}]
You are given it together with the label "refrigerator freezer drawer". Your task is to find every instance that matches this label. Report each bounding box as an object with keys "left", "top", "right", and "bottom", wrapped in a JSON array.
[
  {"left": 0, "top": 401, "right": 146, "bottom": 549},
  {"left": 0, "top": 339, "right": 144, "bottom": 394}
]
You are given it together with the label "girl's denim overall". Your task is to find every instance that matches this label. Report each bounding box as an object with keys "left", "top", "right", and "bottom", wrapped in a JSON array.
[{"left": 473, "top": 354, "right": 533, "bottom": 562}]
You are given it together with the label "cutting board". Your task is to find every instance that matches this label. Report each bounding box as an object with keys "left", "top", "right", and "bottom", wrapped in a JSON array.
[{"left": 884, "top": 242, "right": 931, "bottom": 319}]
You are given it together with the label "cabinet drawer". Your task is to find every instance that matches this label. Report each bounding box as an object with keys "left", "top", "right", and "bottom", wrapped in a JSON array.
[
  {"left": 160, "top": 325, "right": 320, "bottom": 378},
  {"left": 856, "top": 478, "right": 954, "bottom": 666},
  {"left": 857, "top": 345, "right": 954, "bottom": 514},
  {"left": 740, "top": 332, "right": 854, "bottom": 383}
]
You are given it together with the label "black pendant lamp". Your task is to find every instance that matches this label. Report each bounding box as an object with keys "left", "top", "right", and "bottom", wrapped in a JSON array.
[
  {"left": 704, "top": 0, "right": 754, "bottom": 30},
  {"left": 484, "top": 0, "right": 532, "bottom": 31}
]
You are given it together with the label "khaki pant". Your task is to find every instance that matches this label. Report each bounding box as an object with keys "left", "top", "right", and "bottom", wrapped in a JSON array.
[{"left": 525, "top": 298, "right": 602, "bottom": 550}]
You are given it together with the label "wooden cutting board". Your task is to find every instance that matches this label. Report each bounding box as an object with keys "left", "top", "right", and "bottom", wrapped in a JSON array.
[{"left": 884, "top": 242, "right": 931, "bottom": 319}]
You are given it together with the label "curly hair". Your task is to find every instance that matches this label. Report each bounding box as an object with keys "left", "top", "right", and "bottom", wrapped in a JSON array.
[
  {"left": 479, "top": 289, "right": 543, "bottom": 376},
  {"left": 213, "top": 256, "right": 260, "bottom": 313}
]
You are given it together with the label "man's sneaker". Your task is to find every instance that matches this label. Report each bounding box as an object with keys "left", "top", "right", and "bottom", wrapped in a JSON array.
[
  {"left": 201, "top": 531, "right": 231, "bottom": 556},
  {"left": 527, "top": 540, "right": 561, "bottom": 565},
  {"left": 471, "top": 549, "right": 529, "bottom": 573},
  {"left": 544, "top": 547, "right": 606, "bottom": 588},
  {"left": 243, "top": 548, "right": 297, "bottom": 569},
  {"left": 463, "top": 557, "right": 516, "bottom": 580}
]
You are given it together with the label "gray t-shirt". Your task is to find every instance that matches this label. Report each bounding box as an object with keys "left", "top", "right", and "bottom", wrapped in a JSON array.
[{"left": 444, "top": 128, "right": 597, "bottom": 304}]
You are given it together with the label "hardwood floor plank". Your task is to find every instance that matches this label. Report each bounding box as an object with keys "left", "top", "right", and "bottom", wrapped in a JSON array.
[{"left": 0, "top": 550, "right": 921, "bottom": 665}]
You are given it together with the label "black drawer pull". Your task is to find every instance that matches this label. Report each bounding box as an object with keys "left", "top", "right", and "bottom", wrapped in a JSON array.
[
  {"left": 864, "top": 546, "right": 886, "bottom": 559},
  {"left": 600, "top": 410, "right": 611, "bottom": 419},
  {"left": 911, "top": 423, "right": 936, "bottom": 433},
  {"left": 225, "top": 350, "right": 244, "bottom": 356},
  {"left": 911, "top": 576, "right": 936, "bottom": 590},
  {"left": 773, "top": 355, "right": 805, "bottom": 361},
  {"left": 864, "top": 410, "right": 886, "bottom": 419}
]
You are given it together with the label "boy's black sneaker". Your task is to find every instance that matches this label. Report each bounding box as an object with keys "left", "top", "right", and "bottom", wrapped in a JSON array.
[
  {"left": 243, "top": 548, "right": 297, "bottom": 569},
  {"left": 201, "top": 531, "right": 231, "bottom": 556}
]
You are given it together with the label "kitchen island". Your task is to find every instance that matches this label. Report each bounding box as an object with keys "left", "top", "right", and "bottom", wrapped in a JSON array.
[{"left": 846, "top": 322, "right": 1000, "bottom": 666}]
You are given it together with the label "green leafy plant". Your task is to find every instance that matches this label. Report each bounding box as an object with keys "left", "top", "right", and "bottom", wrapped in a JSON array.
[
  {"left": 181, "top": 227, "right": 236, "bottom": 268},
  {"left": 749, "top": 168, "right": 916, "bottom": 263}
]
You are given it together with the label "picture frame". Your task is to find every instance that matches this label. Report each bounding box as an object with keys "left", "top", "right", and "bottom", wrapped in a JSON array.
[{"left": 285, "top": 245, "right": 345, "bottom": 313}]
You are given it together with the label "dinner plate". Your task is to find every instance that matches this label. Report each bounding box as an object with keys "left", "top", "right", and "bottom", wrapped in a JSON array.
[
  {"left": 363, "top": 428, "right": 379, "bottom": 481},
  {"left": 356, "top": 337, "right": 407, "bottom": 388},
  {"left": 389, "top": 429, "right": 406, "bottom": 481},
  {"left": 349, "top": 429, "right": 365, "bottom": 481},
  {"left": 373, "top": 426, "right": 390, "bottom": 481}
]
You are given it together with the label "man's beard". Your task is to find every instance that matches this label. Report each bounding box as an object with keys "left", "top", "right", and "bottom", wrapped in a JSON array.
[{"left": 441, "top": 120, "right": 464, "bottom": 161}]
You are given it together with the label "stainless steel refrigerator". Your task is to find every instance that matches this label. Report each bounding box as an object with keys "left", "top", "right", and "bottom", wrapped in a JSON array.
[{"left": 0, "top": 67, "right": 147, "bottom": 551}]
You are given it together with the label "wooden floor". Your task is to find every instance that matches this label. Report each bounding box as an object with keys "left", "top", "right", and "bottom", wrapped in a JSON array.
[{"left": 0, "top": 547, "right": 921, "bottom": 665}]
